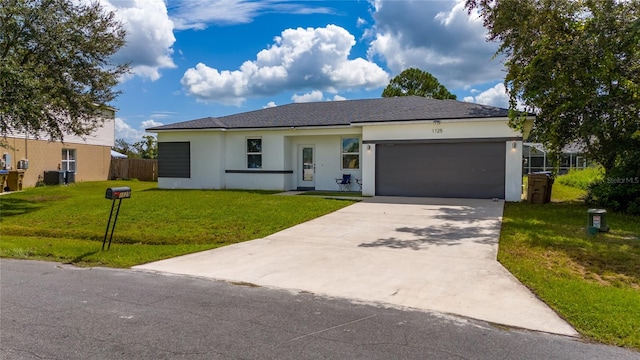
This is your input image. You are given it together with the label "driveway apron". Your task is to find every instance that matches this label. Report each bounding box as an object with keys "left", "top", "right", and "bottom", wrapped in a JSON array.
[{"left": 134, "top": 196, "right": 577, "bottom": 336}]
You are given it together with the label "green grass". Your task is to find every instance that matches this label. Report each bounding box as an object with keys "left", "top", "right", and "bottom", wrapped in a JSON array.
[
  {"left": 556, "top": 166, "right": 604, "bottom": 190},
  {"left": 501, "top": 182, "right": 640, "bottom": 349},
  {"left": 0, "top": 236, "right": 217, "bottom": 268},
  {"left": 550, "top": 181, "right": 588, "bottom": 202},
  {"left": 0, "top": 181, "right": 355, "bottom": 267},
  {"left": 3, "top": 179, "right": 639, "bottom": 349}
]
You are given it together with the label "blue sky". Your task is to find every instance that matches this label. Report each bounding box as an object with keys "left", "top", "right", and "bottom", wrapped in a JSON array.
[{"left": 103, "top": 0, "right": 510, "bottom": 143}]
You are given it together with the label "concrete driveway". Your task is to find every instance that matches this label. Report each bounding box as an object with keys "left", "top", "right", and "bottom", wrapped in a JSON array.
[{"left": 134, "top": 196, "right": 577, "bottom": 336}]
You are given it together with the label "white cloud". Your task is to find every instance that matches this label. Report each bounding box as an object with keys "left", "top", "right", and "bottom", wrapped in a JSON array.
[
  {"left": 114, "top": 118, "right": 140, "bottom": 143},
  {"left": 170, "top": 0, "right": 260, "bottom": 29},
  {"left": 292, "top": 90, "right": 324, "bottom": 103},
  {"left": 149, "top": 111, "right": 178, "bottom": 119},
  {"left": 291, "top": 91, "right": 347, "bottom": 103},
  {"left": 463, "top": 83, "right": 526, "bottom": 110},
  {"left": 264, "top": 101, "right": 277, "bottom": 108},
  {"left": 181, "top": 25, "right": 389, "bottom": 105},
  {"left": 141, "top": 119, "right": 164, "bottom": 129},
  {"left": 115, "top": 118, "right": 163, "bottom": 143},
  {"left": 170, "top": 0, "right": 336, "bottom": 30},
  {"left": 100, "top": 0, "right": 176, "bottom": 81},
  {"left": 367, "top": 0, "right": 503, "bottom": 89},
  {"left": 463, "top": 83, "right": 509, "bottom": 108},
  {"left": 475, "top": 84, "right": 509, "bottom": 107}
]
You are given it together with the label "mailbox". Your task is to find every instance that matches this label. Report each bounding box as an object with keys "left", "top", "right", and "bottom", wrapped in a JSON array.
[
  {"left": 105, "top": 187, "right": 131, "bottom": 200},
  {"left": 103, "top": 186, "right": 131, "bottom": 251}
]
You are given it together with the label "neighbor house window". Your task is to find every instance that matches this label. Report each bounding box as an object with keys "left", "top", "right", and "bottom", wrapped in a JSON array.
[
  {"left": 61, "top": 149, "right": 76, "bottom": 172},
  {"left": 247, "top": 138, "right": 262, "bottom": 169},
  {"left": 341, "top": 137, "right": 360, "bottom": 169}
]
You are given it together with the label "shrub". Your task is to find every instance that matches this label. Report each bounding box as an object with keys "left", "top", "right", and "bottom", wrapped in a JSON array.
[
  {"left": 586, "top": 175, "right": 640, "bottom": 215},
  {"left": 556, "top": 166, "right": 604, "bottom": 190}
]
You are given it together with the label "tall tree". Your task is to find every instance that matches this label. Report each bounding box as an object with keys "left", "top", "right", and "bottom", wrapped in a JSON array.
[
  {"left": 113, "top": 138, "right": 134, "bottom": 158},
  {"left": 465, "top": 0, "right": 640, "bottom": 175},
  {"left": 113, "top": 136, "right": 157, "bottom": 159},
  {"left": 133, "top": 135, "right": 157, "bottom": 159},
  {"left": 382, "top": 68, "right": 456, "bottom": 100},
  {"left": 0, "top": 0, "right": 129, "bottom": 143}
]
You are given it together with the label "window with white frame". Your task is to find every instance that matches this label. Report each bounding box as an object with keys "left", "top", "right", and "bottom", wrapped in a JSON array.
[
  {"left": 61, "top": 149, "right": 76, "bottom": 172},
  {"left": 341, "top": 137, "right": 360, "bottom": 170},
  {"left": 247, "top": 138, "right": 262, "bottom": 169}
]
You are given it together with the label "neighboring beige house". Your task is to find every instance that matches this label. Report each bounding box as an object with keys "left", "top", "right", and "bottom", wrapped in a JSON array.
[
  {"left": 1, "top": 110, "right": 115, "bottom": 189},
  {"left": 149, "top": 97, "right": 533, "bottom": 201}
]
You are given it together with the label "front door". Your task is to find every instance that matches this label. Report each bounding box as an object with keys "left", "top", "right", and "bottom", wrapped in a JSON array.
[{"left": 298, "top": 145, "right": 315, "bottom": 189}]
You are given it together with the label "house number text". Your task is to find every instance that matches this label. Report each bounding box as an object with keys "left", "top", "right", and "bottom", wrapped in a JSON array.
[{"left": 432, "top": 120, "right": 443, "bottom": 134}]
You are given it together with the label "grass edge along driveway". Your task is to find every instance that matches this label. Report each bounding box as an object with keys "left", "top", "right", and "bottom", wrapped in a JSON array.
[
  {"left": 499, "top": 182, "right": 640, "bottom": 350},
  {"left": 2, "top": 180, "right": 639, "bottom": 351},
  {"left": 0, "top": 181, "right": 355, "bottom": 268}
]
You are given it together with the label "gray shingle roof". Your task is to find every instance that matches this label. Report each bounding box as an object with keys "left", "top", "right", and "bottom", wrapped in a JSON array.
[{"left": 148, "top": 96, "right": 512, "bottom": 131}]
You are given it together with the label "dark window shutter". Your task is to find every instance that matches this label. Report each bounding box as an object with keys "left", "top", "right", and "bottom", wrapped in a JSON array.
[{"left": 158, "top": 142, "right": 190, "bottom": 178}]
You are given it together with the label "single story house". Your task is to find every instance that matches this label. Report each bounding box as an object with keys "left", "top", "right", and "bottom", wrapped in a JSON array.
[
  {"left": 148, "top": 97, "right": 532, "bottom": 201},
  {"left": 1, "top": 110, "right": 115, "bottom": 189}
]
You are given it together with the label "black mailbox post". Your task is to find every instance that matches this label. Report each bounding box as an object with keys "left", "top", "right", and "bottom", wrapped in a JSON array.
[{"left": 103, "top": 187, "right": 131, "bottom": 250}]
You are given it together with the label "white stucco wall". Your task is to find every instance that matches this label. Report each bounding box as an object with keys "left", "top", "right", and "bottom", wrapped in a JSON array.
[
  {"left": 288, "top": 134, "right": 362, "bottom": 191},
  {"left": 223, "top": 131, "right": 287, "bottom": 191},
  {"left": 505, "top": 141, "right": 524, "bottom": 201},
  {"left": 361, "top": 119, "right": 520, "bottom": 141},
  {"left": 157, "top": 118, "right": 524, "bottom": 199},
  {"left": 361, "top": 143, "right": 375, "bottom": 196},
  {"left": 158, "top": 127, "right": 363, "bottom": 191},
  {"left": 157, "top": 131, "right": 225, "bottom": 189},
  {"left": 3, "top": 117, "right": 115, "bottom": 147},
  {"left": 64, "top": 118, "right": 115, "bottom": 147}
]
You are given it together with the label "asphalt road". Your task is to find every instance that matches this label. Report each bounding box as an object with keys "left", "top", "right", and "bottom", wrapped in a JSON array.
[{"left": 1, "top": 259, "right": 638, "bottom": 360}]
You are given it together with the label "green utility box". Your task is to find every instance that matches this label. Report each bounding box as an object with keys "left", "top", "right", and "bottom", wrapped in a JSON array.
[{"left": 587, "top": 209, "right": 609, "bottom": 233}]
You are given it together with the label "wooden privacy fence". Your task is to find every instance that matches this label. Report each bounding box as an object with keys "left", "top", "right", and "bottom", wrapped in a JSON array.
[{"left": 109, "top": 158, "right": 158, "bottom": 181}]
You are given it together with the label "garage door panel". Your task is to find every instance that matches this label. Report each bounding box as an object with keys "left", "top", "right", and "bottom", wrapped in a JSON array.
[{"left": 375, "top": 142, "right": 505, "bottom": 198}]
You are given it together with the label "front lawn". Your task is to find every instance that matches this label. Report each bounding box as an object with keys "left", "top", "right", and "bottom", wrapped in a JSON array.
[
  {"left": 3, "top": 178, "right": 639, "bottom": 349},
  {"left": 500, "top": 181, "right": 640, "bottom": 349},
  {"left": 0, "top": 181, "right": 355, "bottom": 267}
]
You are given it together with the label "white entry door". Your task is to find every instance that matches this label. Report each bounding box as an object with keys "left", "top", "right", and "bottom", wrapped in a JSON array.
[{"left": 298, "top": 145, "right": 315, "bottom": 189}]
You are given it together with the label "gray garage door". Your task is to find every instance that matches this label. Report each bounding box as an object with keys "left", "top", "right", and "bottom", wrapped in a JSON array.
[{"left": 375, "top": 142, "right": 505, "bottom": 198}]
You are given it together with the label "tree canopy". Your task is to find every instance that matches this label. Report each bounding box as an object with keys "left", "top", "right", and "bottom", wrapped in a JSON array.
[
  {"left": 113, "top": 136, "right": 158, "bottom": 159},
  {"left": 382, "top": 68, "right": 456, "bottom": 100},
  {"left": 0, "top": 0, "right": 129, "bottom": 142},
  {"left": 465, "top": 0, "right": 640, "bottom": 175}
]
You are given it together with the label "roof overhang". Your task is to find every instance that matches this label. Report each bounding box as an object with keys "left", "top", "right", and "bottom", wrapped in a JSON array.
[
  {"left": 353, "top": 116, "right": 514, "bottom": 127},
  {"left": 149, "top": 124, "right": 354, "bottom": 133},
  {"left": 147, "top": 127, "right": 224, "bottom": 133}
]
